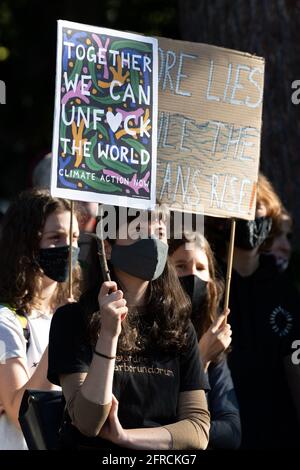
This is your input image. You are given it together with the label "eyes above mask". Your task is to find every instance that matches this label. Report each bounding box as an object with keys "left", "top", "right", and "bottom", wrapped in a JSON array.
[
  {"left": 38, "top": 245, "right": 80, "bottom": 282},
  {"left": 110, "top": 236, "right": 169, "bottom": 281}
]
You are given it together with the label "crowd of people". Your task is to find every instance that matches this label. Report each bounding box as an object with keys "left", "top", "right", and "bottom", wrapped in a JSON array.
[{"left": 0, "top": 165, "right": 299, "bottom": 450}]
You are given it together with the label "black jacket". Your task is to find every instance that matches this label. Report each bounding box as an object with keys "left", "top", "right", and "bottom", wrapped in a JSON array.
[{"left": 219, "top": 254, "right": 300, "bottom": 449}]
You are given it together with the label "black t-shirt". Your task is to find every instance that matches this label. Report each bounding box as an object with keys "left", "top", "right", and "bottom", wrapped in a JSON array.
[
  {"left": 219, "top": 255, "right": 300, "bottom": 449},
  {"left": 48, "top": 302, "right": 208, "bottom": 448}
]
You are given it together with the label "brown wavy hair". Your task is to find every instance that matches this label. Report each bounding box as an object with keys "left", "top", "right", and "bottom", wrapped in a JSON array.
[
  {"left": 256, "top": 173, "right": 283, "bottom": 251},
  {"left": 168, "top": 232, "right": 224, "bottom": 339},
  {"left": 81, "top": 206, "right": 191, "bottom": 354},
  {"left": 0, "top": 189, "right": 81, "bottom": 315}
]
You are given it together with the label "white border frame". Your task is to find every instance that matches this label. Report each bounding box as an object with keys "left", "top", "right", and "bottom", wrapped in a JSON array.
[{"left": 51, "top": 20, "right": 158, "bottom": 210}]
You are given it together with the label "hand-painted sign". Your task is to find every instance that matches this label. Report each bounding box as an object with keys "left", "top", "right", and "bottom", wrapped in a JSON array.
[
  {"left": 157, "top": 37, "right": 265, "bottom": 220},
  {"left": 51, "top": 20, "right": 158, "bottom": 210}
]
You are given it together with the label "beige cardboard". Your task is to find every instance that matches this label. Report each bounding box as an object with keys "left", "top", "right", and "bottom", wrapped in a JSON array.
[{"left": 157, "top": 37, "right": 265, "bottom": 220}]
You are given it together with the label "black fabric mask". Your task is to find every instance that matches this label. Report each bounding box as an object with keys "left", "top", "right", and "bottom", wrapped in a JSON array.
[
  {"left": 110, "top": 237, "right": 168, "bottom": 281},
  {"left": 180, "top": 275, "right": 208, "bottom": 337},
  {"left": 38, "top": 245, "right": 80, "bottom": 282},
  {"left": 234, "top": 216, "right": 272, "bottom": 250}
]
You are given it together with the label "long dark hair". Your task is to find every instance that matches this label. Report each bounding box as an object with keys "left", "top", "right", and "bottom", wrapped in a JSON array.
[
  {"left": 168, "top": 232, "right": 224, "bottom": 339},
  {"left": 0, "top": 189, "right": 81, "bottom": 315},
  {"left": 81, "top": 206, "right": 191, "bottom": 354}
]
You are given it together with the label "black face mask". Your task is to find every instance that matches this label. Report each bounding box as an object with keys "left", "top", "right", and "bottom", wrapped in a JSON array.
[
  {"left": 234, "top": 216, "right": 272, "bottom": 250},
  {"left": 180, "top": 274, "right": 208, "bottom": 320},
  {"left": 110, "top": 237, "right": 168, "bottom": 281},
  {"left": 38, "top": 245, "right": 80, "bottom": 282}
]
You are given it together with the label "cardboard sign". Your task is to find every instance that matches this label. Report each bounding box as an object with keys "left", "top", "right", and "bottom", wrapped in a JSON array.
[
  {"left": 157, "top": 37, "right": 265, "bottom": 220},
  {"left": 51, "top": 20, "right": 158, "bottom": 210}
]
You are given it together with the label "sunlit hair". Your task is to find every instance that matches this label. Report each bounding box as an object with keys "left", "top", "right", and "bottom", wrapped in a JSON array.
[
  {"left": 168, "top": 232, "right": 224, "bottom": 339},
  {"left": 257, "top": 173, "right": 283, "bottom": 250},
  {"left": 0, "top": 189, "right": 81, "bottom": 315},
  {"left": 82, "top": 205, "right": 190, "bottom": 353}
]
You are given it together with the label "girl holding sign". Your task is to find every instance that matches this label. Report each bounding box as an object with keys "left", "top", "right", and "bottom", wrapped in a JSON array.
[
  {"left": 169, "top": 232, "right": 241, "bottom": 449},
  {"left": 47, "top": 206, "right": 210, "bottom": 450},
  {"left": 0, "top": 189, "right": 81, "bottom": 449}
]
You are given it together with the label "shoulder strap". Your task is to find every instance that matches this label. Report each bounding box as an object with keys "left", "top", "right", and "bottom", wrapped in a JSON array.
[
  {"left": 1, "top": 303, "right": 30, "bottom": 351},
  {"left": 16, "top": 313, "right": 30, "bottom": 352}
]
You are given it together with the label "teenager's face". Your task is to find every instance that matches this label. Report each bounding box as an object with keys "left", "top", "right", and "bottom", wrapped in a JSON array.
[
  {"left": 170, "top": 243, "right": 211, "bottom": 282},
  {"left": 105, "top": 213, "right": 169, "bottom": 282},
  {"left": 39, "top": 210, "right": 79, "bottom": 249}
]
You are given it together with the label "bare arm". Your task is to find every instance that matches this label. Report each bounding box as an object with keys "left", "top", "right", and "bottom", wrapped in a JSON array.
[
  {"left": 79, "top": 329, "right": 118, "bottom": 406},
  {"left": 0, "top": 346, "right": 55, "bottom": 428}
]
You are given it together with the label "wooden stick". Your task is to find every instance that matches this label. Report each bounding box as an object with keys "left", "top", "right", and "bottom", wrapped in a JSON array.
[
  {"left": 98, "top": 238, "right": 111, "bottom": 282},
  {"left": 223, "top": 218, "right": 236, "bottom": 322},
  {"left": 96, "top": 217, "right": 111, "bottom": 282},
  {"left": 68, "top": 200, "right": 74, "bottom": 299}
]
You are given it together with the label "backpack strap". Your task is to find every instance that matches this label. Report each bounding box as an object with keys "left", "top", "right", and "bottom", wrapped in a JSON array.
[
  {"left": 1, "top": 303, "right": 30, "bottom": 351},
  {"left": 16, "top": 313, "right": 30, "bottom": 351}
]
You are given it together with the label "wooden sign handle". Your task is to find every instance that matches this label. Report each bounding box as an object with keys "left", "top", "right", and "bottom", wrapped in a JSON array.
[
  {"left": 96, "top": 217, "right": 111, "bottom": 282},
  {"left": 98, "top": 237, "right": 111, "bottom": 282},
  {"left": 223, "top": 218, "right": 236, "bottom": 323},
  {"left": 68, "top": 200, "right": 74, "bottom": 299}
]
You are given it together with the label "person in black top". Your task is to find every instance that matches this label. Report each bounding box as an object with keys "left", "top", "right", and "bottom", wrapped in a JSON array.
[
  {"left": 48, "top": 205, "right": 210, "bottom": 450},
  {"left": 207, "top": 173, "right": 300, "bottom": 449},
  {"left": 169, "top": 232, "right": 241, "bottom": 449}
]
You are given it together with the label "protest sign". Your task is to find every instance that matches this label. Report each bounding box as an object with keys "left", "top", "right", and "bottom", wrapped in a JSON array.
[
  {"left": 157, "top": 37, "right": 265, "bottom": 220},
  {"left": 51, "top": 20, "right": 158, "bottom": 210}
]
